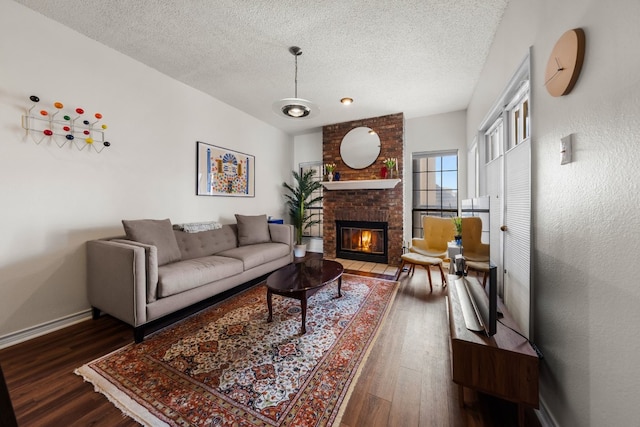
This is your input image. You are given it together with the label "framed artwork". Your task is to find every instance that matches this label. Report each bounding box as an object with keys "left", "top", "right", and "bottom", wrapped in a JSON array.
[{"left": 196, "top": 141, "right": 255, "bottom": 197}]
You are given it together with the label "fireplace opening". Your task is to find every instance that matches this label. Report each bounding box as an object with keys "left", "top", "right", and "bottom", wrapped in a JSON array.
[{"left": 335, "top": 220, "right": 388, "bottom": 264}]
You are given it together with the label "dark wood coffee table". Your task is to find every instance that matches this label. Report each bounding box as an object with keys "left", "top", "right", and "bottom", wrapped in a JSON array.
[{"left": 266, "top": 258, "right": 344, "bottom": 334}]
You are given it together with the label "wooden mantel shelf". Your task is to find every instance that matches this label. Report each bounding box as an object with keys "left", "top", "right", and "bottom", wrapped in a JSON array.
[{"left": 322, "top": 179, "right": 401, "bottom": 190}]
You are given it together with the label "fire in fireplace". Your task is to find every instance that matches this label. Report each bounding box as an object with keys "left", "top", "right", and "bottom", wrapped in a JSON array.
[{"left": 335, "top": 220, "right": 388, "bottom": 264}]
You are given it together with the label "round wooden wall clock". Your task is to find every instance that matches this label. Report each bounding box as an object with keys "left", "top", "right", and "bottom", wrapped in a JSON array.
[{"left": 544, "top": 28, "right": 586, "bottom": 97}]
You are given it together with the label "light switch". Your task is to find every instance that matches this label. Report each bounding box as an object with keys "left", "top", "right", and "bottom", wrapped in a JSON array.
[{"left": 561, "top": 134, "right": 572, "bottom": 165}]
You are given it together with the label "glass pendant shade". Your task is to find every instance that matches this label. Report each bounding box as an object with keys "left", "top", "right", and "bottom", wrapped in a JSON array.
[{"left": 273, "top": 97, "right": 316, "bottom": 118}]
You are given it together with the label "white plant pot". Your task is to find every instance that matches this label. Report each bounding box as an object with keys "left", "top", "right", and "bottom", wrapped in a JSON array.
[{"left": 293, "top": 244, "right": 307, "bottom": 258}]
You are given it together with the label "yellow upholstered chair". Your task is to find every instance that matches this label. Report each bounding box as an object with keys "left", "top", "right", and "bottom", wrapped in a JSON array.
[
  {"left": 460, "top": 217, "right": 489, "bottom": 262},
  {"left": 461, "top": 216, "right": 490, "bottom": 285},
  {"left": 400, "top": 216, "right": 455, "bottom": 290},
  {"left": 396, "top": 252, "right": 446, "bottom": 291},
  {"left": 410, "top": 216, "right": 456, "bottom": 259}
]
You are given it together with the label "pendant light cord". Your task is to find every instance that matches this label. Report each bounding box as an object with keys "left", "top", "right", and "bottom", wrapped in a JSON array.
[{"left": 294, "top": 53, "right": 299, "bottom": 98}]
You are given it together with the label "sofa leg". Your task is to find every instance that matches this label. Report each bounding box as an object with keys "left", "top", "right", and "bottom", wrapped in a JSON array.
[
  {"left": 91, "top": 307, "right": 101, "bottom": 320},
  {"left": 134, "top": 327, "right": 145, "bottom": 343},
  {"left": 0, "top": 364, "right": 18, "bottom": 427}
]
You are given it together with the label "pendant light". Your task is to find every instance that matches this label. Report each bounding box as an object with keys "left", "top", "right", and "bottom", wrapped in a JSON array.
[{"left": 272, "top": 46, "right": 318, "bottom": 119}]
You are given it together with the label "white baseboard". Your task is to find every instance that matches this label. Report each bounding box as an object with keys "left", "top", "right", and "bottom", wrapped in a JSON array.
[
  {"left": 0, "top": 310, "right": 92, "bottom": 350},
  {"left": 536, "top": 395, "right": 559, "bottom": 427}
]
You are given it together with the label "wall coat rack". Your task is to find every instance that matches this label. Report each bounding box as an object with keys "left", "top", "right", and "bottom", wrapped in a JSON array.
[{"left": 21, "top": 95, "right": 111, "bottom": 153}]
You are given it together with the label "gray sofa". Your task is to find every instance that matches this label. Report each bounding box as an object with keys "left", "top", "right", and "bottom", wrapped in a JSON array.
[{"left": 86, "top": 215, "right": 294, "bottom": 342}]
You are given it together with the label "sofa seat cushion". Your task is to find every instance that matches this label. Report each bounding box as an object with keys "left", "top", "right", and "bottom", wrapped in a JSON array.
[
  {"left": 157, "top": 256, "right": 243, "bottom": 298},
  {"left": 217, "top": 242, "right": 290, "bottom": 270}
]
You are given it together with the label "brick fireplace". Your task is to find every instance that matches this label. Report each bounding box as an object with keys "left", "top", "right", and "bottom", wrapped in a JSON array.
[{"left": 323, "top": 113, "right": 404, "bottom": 266}]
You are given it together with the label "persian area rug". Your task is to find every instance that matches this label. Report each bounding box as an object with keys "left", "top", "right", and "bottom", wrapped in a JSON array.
[{"left": 75, "top": 274, "right": 398, "bottom": 427}]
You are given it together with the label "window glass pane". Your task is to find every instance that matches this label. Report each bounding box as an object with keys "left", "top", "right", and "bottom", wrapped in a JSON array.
[
  {"left": 441, "top": 171, "right": 457, "bottom": 191},
  {"left": 523, "top": 99, "right": 529, "bottom": 138},
  {"left": 442, "top": 155, "right": 457, "bottom": 171},
  {"left": 433, "top": 157, "right": 443, "bottom": 171},
  {"left": 442, "top": 190, "right": 458, "bottom": 210},
  {"left": 425, "top": 190, "right": 442, "bottom": 209},
  {"left": 514, "top": 108, "right": 520, "bottom": 147},
  {"left": 485, "top": 118, "right": 503, "bottom": 162},
  {"left": 412, "top": 190, "right": 427, "bottom": 208},
  {"left": 412, "top": 211, "right": 425, "bottom": 238},
  {"left": 426, "top": 171, "right": 437, "bottom": 190}
]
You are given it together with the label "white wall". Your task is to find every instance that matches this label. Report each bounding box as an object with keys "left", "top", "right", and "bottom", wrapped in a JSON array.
[
  {"left": 467, "top": 0, "right": 640, "bottom": 425},
  {"left": 404, "top": 111, "right": 467, "bottom": 243},
  {"left": 0, "top": 1, "right": 293, "bottom": 342},
  {"left": 293, "top": 131, "right": 323, "bottom": 167}
]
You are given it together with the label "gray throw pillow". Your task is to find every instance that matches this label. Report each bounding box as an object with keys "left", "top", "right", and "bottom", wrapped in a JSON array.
[
  {"left": 122, "top": 218, "right": 182, "bottom": 266},
  {"left": 235, "top": 214, "right": 271, "bottom": 246}
]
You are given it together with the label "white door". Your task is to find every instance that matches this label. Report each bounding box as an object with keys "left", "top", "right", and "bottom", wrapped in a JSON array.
[
  {"left": 485, "top": 157, "right": 503, "bottom": 297},
  {"left": 478, "top": 54, "right": 531, "bottom": 336},
  {"left": 502, "top": 138, "right": 531, "bottom": 337}
]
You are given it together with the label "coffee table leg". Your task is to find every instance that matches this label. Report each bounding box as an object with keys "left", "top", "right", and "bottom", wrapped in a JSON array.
[
  {"left": 338, "top": 276, "right": 342, "bottom": 297},
  {"left": 300, "top": 296, "right": 307, "bottom": 334},
  {"left": 267, "top": 289, "right": 273, "bottom": 323}
]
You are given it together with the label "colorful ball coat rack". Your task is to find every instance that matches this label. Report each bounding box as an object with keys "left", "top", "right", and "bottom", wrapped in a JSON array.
[{"left": 21, "top": 95, "right": 111, "bottom": 153}]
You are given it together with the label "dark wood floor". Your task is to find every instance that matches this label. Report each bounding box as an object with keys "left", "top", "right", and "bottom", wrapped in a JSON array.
[{"left": 0, "top": 263, "right": 540, "bottom": 427}]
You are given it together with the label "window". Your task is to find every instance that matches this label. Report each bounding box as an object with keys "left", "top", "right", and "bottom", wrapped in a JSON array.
[
  {"left": 300, "top": 162, "right": 323, "bottom": 238},
  {"left": 507, "top": 84, "right": 530, "bottom": 150},
  {"left": 411, "top": 151, "right": 458, "bottom": 238},
  {"left": 485, "top": 118, "right": 503, "bottom": 163},
  {"left": 484, "top": 80, "right": 530, "bottom": 160}
]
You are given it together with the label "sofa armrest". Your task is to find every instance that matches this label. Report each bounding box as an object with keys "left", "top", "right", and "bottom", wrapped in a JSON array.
[
  {"left": 86, "top": 240, "right": 149, "bottom": 327},
  {"left": 111, "top": 239, "right": 159, "bottom": 303},
  {"left": 269, "top": 223, "right": 294, "bottom": 247}
]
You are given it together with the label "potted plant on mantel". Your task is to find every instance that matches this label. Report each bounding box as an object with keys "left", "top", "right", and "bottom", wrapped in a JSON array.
[{"left": 283, "top": 169, "right": 323, "bottom": 257}]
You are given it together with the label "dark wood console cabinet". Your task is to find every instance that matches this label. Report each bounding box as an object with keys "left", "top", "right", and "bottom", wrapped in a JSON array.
[{"left": 446, "top": 275, "right": 539, "bottom": 426}]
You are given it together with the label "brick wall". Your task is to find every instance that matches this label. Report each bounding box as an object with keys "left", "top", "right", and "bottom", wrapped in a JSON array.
[{"left": 323, "top": 113, "right": 404, "bottom": 266}]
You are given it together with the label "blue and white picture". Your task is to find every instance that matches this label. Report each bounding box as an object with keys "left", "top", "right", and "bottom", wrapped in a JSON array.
[{"left": 196, "top": 141, "right": 255, "bottom": 197}]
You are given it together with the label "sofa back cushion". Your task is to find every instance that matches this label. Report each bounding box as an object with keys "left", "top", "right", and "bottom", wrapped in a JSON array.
[
  {"left": 174, "top": 224, "right": 238, "bottom": 260},
  {"left": 235, "top": 214, "right": 271, "bottom": 246},
  {"left": 122, "top": 218, "right": 182, "bottom": 266}
]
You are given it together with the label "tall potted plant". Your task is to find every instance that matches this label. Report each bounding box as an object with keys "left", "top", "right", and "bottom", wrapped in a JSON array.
[{"left": 283, "top": 169, "right": 323, "bottom": 257}]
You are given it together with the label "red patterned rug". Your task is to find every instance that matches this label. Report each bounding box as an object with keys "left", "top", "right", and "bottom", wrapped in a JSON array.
[{"left": 75, "top": 273, "right": 397, "bottom": 426}]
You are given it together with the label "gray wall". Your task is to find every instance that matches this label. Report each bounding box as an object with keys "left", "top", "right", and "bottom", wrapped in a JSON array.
[{"left": 467, "top": 1, "right": 640, "bottom": 425}]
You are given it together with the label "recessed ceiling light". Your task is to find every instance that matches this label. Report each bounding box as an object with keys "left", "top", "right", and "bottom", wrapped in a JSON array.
[{"left": 340, "top": 97, "right": 353, "bottom": 105}]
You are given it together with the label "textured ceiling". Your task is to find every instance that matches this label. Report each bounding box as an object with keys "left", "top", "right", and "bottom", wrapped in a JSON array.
[{"left": 14, "top": 0, "right": 508, "bottom": 135}]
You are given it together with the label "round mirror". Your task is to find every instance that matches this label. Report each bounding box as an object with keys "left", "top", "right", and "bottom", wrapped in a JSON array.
[{"left": 340, "top": 127, "right": 381, "bottom": 169}]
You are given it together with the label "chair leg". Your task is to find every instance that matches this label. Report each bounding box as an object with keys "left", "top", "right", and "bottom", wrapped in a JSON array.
[
  {"left": 409, "top": 264, "right": 416, "bottom": 276},
  {"left": 395, "top": 260, "right": 405, "bottom": 281},
  {"left": 425, "top": 265, "right": 433, "bottom": 293},
  {"left": 438, "top": 263, "right": 447, "bottom": 287}
]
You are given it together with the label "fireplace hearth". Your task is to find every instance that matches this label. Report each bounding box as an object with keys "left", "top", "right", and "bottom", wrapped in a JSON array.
[{"left": 335, "top": 220, "right": 388, "bottom": 264}]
